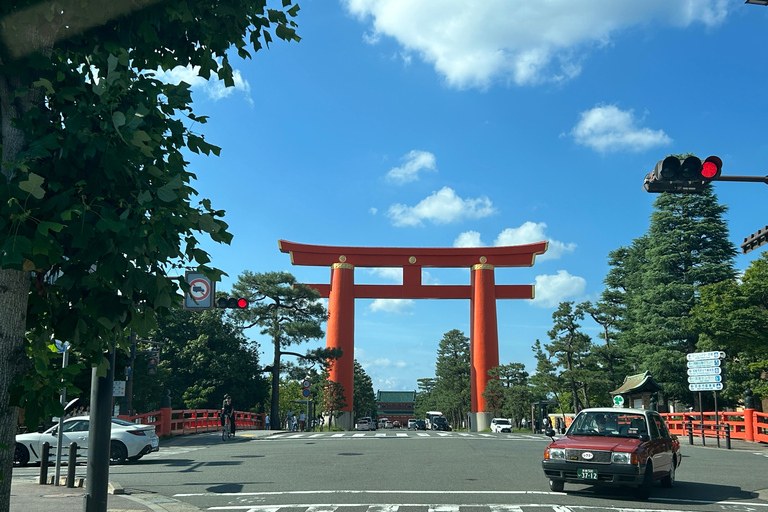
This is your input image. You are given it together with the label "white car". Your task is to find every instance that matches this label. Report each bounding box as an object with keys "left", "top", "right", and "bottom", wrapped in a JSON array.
[
  {"left": 490, "top": 418, "right": 513, "bottom": 433},
  {"left": 355, "top": 420, "right": 371, "bottom": 431},
  {"left": 14, "top": 416, "right": 159, "bottom": 466}
]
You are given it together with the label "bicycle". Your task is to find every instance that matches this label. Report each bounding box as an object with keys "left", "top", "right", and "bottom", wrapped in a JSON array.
[{"left": 222, "top": 414, "right": 233, "bottom": 441}]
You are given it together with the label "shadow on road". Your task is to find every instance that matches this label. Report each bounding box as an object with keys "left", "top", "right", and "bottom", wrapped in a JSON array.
[{"left": 566, "top": 480, "right": 758, "bottom": 503}]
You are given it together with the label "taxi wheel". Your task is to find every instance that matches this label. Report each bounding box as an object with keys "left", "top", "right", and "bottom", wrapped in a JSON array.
[
  {"left": 635, "top": 464, "right": 653, "bottom": 499},
  {"left": 661, "top": 458, "right": 675, "bottom": 488},
  {"left": 549, "top": 479, "right": 564, "bottom": 492}
]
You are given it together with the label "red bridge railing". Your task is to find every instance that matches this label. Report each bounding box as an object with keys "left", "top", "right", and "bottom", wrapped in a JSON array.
[
  {"left": 661, "top": 409, "right": 768, "bottom": 444},
  {"left": 118, "top": 408, "right": 265, "bottom": 436}
]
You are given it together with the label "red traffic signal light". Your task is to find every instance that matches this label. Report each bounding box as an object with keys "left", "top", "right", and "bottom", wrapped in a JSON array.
[
  {"left": 701, "top": 155, "right": 722, "bottom": 180},
  {"left": 646, "top": 154, "right": 722, "bottom": 194},
  {"left": 216, "top": 297, "right": 249, "bottom": 309}
]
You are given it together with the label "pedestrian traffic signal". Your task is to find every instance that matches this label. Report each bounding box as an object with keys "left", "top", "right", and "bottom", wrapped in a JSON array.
[
  {"left": 216, "top": 297, "right": 249, "bottom": 309},
  {"left": 147, "top": 349, "right": 159, "bottom": 375},
  {"left": 644, "top": 155, "right": 722, "bottom": 193}
]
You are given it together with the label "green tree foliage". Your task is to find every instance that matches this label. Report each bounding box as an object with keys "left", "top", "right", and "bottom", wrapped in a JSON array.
[
  {"left": 605, "top": 183, "right": 737, "bottom": 404},
  {"left": 138, "top": 306, "right": 266, "bottom": 412},
  {"left": 353, "top": 360, "right": 376, "bottom": 419},
  {"left": 230, "top": 271, "right": 327, "bottom": 432},
  {"left": 688, "top": 253, "right": 768, "bottom": 402},
  {"left": 0, "top": 0, "right": 300, "bottom": 502},
  {"left": 531, "top": 339, "right": 567, "bottom": 413},
  {"left": 322, "top": 378, "right": 347, "bottom": 430},
  {"left": 432, "top": 329, "right": 471, "bottom": 428},
  {"left": 414, "top": 377, "right": 437, "bottom": 418},
  {"left": 482, "top": 362, "right": 533, "bottom": 426}
]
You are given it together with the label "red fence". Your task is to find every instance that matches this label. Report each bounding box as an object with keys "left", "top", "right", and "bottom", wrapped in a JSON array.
[
  {"left": 661, "top": 408, "right": 768, "bottom": 444},
  {"left": 118, "top": 408, "right": 265, "bottom": 437}
]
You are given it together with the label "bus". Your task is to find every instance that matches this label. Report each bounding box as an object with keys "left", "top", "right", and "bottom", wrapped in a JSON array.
[{"left": 424, "top": 411, "right": 443, "bottom": 430}]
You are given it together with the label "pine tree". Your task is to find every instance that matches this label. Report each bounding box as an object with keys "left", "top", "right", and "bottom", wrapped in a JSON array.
[{"left": 606, "top": 183, "right": 737, "bottom": 404}]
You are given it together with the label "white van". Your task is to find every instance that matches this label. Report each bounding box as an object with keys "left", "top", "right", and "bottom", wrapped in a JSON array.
[{"left": 425, "top": 411, "right": 443, "bottom": 430}]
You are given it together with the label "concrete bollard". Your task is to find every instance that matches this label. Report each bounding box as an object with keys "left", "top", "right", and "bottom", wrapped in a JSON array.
[
  {"left": 39, "top": 442, "right": 50, "bottom": 484},
  {"left": 66, "top": 442, "right": 78, "bottom": 487}
]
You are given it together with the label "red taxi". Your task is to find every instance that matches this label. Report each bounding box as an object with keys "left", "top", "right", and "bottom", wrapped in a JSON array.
[{"left": 542, "top": 407, "right": 681, "bottom": 499}]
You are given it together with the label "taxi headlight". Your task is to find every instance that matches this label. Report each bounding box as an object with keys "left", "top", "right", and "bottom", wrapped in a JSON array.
[
  {"left": 612, "top": 452, "right": 632, "bottom": 464},
  {"left": 545, "top": 448, "right": 566, "bottom": 460}
]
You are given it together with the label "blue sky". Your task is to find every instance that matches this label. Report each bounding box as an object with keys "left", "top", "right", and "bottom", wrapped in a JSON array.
[{"left": 156, "top": 0, "right": 768, "bottom": 393}]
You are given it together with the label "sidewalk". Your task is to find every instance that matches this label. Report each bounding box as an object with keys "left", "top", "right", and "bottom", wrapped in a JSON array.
[{"left": 10, "top": 429, "right": 287, "bottom": 512}]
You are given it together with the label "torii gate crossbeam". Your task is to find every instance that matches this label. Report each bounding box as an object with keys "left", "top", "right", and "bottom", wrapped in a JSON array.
[{"left": 278, "top": 239, "right": 548, "bottom": 430}]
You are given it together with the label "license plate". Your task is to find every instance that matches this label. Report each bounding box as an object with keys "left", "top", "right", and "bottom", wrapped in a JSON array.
[
  {"left": 577, "top": 468, "right": 598, "bottom": 480},
  {"left": 151, "top": 438, "right": 159, "bottom": 448}
]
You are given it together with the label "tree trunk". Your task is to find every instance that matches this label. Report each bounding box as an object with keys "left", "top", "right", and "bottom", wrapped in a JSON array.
[{"left": 0, "top": 269, "right": 31, "bottom": 512}]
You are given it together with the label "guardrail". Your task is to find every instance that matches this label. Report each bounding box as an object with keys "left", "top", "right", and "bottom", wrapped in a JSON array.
[
  {"left": 118, "top": 408, "right": 265, "bottom": 436},
  {"left": 661, "top": 409, "right": 768, "bottom": 445}
]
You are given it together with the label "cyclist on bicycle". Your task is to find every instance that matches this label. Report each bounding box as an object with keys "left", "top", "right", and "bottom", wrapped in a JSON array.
[{"left": 221, "top": 394, "right": 235, "bottom": 436}]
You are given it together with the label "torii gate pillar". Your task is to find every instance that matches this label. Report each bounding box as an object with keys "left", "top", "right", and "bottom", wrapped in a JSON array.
[
  {"left": 326, "top": 263, "right": 355, "bottom": 428},
  {"left": 470, "top": 264, "right": 499, "bottom": 431},
  {"left": 279, "top": 240, "right": 548, "bottom": 432}
]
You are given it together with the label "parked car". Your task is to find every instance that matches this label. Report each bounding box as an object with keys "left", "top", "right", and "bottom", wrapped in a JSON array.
[
  {"left": 14, "top": 416, "right": 159, "bottom": 466},
  {"left": 407, "top": 419, "right": 417, "bottom": 429},
  {"left": 431, "top": 417, "right": 451, "bottom": 431},
  {"left": 355, "top": 420, "right": 371, "bottom": 431},
  {"left": 384, "top": 421, "right": 394, "bottom": 429},
  {"left": 358, "top": 416, "right": 376, "bottom": 430},
  {"left": 392, "top": 420, "right": 401, "bottom": 428},
  {"left": 542, "top": 407, "right": 681, "bottom": 499},
  {"left": 413, "top": 419, "right": 426, "bottom": 430},
  {"left": 490, "top": 418, "right": 513, "bottom": 433}
]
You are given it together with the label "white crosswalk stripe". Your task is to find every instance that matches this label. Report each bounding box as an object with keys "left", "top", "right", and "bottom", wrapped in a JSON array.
[
  {"left": 203, "top": 504, "right": 682, "bottom": 512},
  {"left": 260, "top": 432, "right": 542, "bottom": 440}
]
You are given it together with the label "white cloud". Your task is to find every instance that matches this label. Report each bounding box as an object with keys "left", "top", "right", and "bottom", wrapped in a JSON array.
[
  {"left": 370, "top": 207, "right": 378, "bottom": 215},
  {"left": 368, "top": 268, "right": 402, "bottom": 283},
  {"left": 454, "top": 231, "right": 484, "bottom": 248},
  {"left": 152, "top": 65, "right": 253, "bottom": 105},
  {"left": 494, "top": 222, "right": 576, "bottom": 261},
  {"left": 387, "top": 187, "right": 495, "bottom": 227},
  {"left": 369, "top": 298, "right": 415, "bottom": 314},
  {"left": 453, "top": 222, "right": 575, "bottom": 261},
  {"left": 341, "top": 1, "right": 729, "bottom": 89},
  {"left": 571, "top": 104, "right": 671, "bottom": 153},
  {"left": 386, "top": 150, "right": 437, "bottom": 184},
  {"left": 531, "top": 270, "right": 587, "bottom": 308}
]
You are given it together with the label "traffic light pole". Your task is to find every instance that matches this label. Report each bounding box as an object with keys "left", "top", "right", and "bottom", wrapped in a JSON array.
[{"left": 712, "top": 175, "right": 768, "bottom": 184}]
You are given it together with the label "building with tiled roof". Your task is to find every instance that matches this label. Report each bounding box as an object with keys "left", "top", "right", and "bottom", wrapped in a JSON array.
[{"left": 375, "top": 391, "right": 415, "bottom": 426}]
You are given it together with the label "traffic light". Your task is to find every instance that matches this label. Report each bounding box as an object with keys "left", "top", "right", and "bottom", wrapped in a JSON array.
[
  {"left": 147, "top": 349, "right": 159, "bottom": 376},
  {"left": 741, "top": 226, "right": 768, "bottom": 255},
  {"left": 643, "top": 155, "right": 722, "bottom": 193},
  {"left": 216, "top": 297, "right": 249, "bottom": 309}
]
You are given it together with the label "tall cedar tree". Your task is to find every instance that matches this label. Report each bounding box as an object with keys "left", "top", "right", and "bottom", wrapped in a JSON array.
[
  {"left": 0, "top": 2, "right": 300, "bottom": 503},
  {"left": 608, "top": 183, "right": 736, "bottom": 404},
  {"left": 230, "top": 271, "right": 327, "bottom": 433},
  {"left": 353, "top": 360, "right": 376, "bottom": 419},
  {"left": 433, "top": 329, "right": 471, "bottom": 428}
]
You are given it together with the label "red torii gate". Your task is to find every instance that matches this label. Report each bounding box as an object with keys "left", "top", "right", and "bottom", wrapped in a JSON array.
[{"left": 278, "top": 240, "right": 548, "bottom": 430}]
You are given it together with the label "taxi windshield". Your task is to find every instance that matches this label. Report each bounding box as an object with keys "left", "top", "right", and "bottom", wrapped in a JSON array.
[{"left": 567, "top": 411, "right": 647, "bottom": 437}]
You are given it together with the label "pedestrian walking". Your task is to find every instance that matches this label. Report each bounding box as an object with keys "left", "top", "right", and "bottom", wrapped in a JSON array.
[
  {"left": 299, "top": 412, "right": 306, "bottom": 432},
  {"left": 265, "top": 414, "right": 270, "bottom": 430}
]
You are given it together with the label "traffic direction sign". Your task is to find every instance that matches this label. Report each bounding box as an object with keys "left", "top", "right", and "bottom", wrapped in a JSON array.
[
  {"left": 686, "top": 351, "right": 725, "bottom": 361},
  {"left": 686, "top": 359, "right": 722, "bottom": 368},
  {"left": 687, "top": 375, "right": 723, "bottom": 384},
  {"left": 687, "top": 367, "right": 722, "bottom": 376},
  {"left": 689, "top": 382, "right": 724, "bottom": 391}
]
